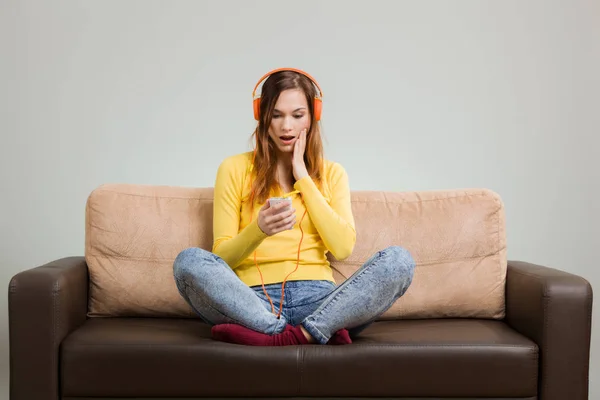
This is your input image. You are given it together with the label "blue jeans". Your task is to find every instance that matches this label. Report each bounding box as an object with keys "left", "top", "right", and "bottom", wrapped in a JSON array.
[{"left": 173, "top": 246, "right": 415, "bottom": 344}]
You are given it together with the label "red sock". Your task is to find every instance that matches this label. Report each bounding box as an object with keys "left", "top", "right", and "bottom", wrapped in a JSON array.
[
  {"left": 211, "top": 324, "right": 309, "bottom": 346},
  {"left": 327, "top": 329, "right": 352, "bottom": 345}
]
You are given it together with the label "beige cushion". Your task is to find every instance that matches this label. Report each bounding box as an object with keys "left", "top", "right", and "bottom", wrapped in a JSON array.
[
  {"left": 332, "top": 190, "right": 506, "bottom": 320},
  {"left": 85, "top": 184, "right": 506, "bottom": 319}
]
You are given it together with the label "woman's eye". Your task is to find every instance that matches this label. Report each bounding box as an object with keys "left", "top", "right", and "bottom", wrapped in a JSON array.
[{"left": 272, "top": 114, "right": 304, "bottom": 119}]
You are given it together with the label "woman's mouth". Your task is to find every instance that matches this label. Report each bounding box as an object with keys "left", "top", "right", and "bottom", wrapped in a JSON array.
[{"left": 279, "top": 135, "right": 296, "bottom": 145}]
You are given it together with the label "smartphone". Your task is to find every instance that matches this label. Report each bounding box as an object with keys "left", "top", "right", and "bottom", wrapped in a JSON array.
[{"left": 268, "top": 197, "right": 292, "bottom": 208}]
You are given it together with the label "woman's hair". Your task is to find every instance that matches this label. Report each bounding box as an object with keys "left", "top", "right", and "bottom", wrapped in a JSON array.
[{"left": 249, "top": 70, "right": 324, "bottom": 204}]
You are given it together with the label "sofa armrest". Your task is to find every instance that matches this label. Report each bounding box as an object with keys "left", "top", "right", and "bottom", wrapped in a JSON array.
[
  {"left": 8, "top": 256, "right": 89, "bottom": 400},
  {"left": 505, "top": 260, "right": 592, "bottom": 400}
]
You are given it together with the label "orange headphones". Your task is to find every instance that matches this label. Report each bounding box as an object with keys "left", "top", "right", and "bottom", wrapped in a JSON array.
[
  {"left": 247, "top": 68, "right": 323, "bottom": 319},
  {"left": 252, "top": 67, "right": 323, "bottom": 121}
]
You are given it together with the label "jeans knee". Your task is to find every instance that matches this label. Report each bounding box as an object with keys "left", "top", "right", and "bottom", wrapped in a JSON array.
[
  {"left": 173, "top": 247, "right": 206, "bottom": 281},
  {"left": 382, "top": 245, "right": 415, "bottom": 282}
]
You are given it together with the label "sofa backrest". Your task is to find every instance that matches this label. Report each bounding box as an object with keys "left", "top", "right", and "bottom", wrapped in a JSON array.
[{"left": 85, "top": 184, "right": 506, "bottom": 320}]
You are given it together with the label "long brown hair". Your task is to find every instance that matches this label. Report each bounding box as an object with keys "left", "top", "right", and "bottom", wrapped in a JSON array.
[{"left": 249, "top": 70, "right": 324, "bottom": 205}]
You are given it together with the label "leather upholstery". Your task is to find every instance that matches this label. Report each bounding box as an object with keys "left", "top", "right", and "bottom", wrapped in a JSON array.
[
  {"left": 505, "top": 260, "right": 593, "bottom": 400},
  {"left": 63, "top": 398, "right": 537, "bottom": 400},
  {"left": 9, "top": 257, "right": 88, "bottom": 400},
  {"left": 60, "top": 317, "right": 537, "bottom": 398},
  {"left": 8, "top": 258, "right": 592, "bottom": 399}
]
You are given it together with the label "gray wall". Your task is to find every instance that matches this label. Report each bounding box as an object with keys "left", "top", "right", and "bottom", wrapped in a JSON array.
[{"left": 1, "top": 0, "right": 598, "bottom": 398}]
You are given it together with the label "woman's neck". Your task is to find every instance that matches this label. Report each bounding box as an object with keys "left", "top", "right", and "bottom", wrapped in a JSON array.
[{"left": 276, "top": 158, "right": 294, "bottom": 192}]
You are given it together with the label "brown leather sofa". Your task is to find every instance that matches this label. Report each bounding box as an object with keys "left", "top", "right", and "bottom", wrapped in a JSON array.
[
  {"left": 8, "top": 257, "right": 593, "bottom": 400},
  {"left": 8, "top": 185, "right": 593, "bottom": 400}
]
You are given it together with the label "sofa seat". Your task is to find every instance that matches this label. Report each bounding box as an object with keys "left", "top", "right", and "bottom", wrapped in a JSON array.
[{"left": 60, "top": 317, "right": 538, "bottom": 398}]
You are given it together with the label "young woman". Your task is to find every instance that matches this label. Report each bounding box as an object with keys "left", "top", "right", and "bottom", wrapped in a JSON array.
[{"left": 173, "top": 68, "right": 415, "bottom": 346}]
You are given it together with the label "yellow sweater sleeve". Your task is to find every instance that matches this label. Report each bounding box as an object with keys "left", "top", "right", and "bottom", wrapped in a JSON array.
[
  {"left": 211, "top": 157, "right": 267, "bottom": 269},
  {"left": 293, "top": 162, "right": 356, "bottom": 260}
]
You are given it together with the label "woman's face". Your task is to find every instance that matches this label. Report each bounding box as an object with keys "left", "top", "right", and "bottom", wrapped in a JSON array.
[{"left": 268, "top": 89, "right": 311, "bottom": 155}]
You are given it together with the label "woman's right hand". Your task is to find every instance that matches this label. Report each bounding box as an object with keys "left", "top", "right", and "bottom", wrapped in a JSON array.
[{"left": 257, "top": 201, "right": 296, "bottom": 236}]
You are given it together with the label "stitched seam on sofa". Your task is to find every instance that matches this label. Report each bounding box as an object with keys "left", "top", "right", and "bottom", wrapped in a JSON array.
[
  {"left": 329, "top": 344, "right": 537, "bottom": 349},
  {"left": 542, "top": 284, "right": 550, "bottom": 392},
  {"left": 65, "top": 343, "right": 537, "bottom": 348},
  {"left": 86, "top": 252, "right": 504, "bottom": 266},
  {"left": 90, "top": 190, "right": 496, "bottom": 204},
  {"left": 584, "top": 285, "right": 593, "bottom": 384},
  {"left": 53, "top": 279, "right": 59, "bottom": 394},
  {"left": 297, "top": 347, "right": 303, "bottom": 396},
  {"left": 496, "top": 199, "right": 501, "bottom": 291},
  {"left": 86, "top": 253, "right": 172, "bottom": 261},
  {"left": 494, "top": 204, "right": 507, "bottom": 318},
  {"left": 85, "top": 253, "right": 204, "bottom": 262},
  {"left": 91, "top": 188, "right": 214, "bottom": 201},
  {"left": 349, "top": 193, "right": 502, "bottom": 205},
  {"left": 338, "top": 252, "right": 501, "bottom": 267}
]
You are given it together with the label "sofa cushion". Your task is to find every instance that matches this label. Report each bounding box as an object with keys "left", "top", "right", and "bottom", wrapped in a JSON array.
[
  {"left": 85, "top": 184, "right": 506, "bottom": 319},
  {"left": 331, "top": 189, "right": 506, "bottom": 320},
  {"left": 85, "top": 184, "right": 210, "bottom": 318},
  {"left": 60, "top": 318, "right": 537, "bottom": 398}
]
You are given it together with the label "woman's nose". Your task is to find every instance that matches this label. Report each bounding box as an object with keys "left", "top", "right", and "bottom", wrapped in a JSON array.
[{"left": 281, "top": 116, "right": 295, "bottom": 131}]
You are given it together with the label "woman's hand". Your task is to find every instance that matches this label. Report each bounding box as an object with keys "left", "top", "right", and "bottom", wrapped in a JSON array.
[
  {"left": 257, "top": 201, "right": 296, "bottom": 236},
  {"left": 292, "top": 129, "right": 309, "bottom": 181}
]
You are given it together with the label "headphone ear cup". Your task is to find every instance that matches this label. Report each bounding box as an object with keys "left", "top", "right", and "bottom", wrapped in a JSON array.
[
  {"left": 253, "top": 98, "right": 261, "bottom": 121},
  {"left": 313, "top": 97, "right": 322, "bottom": 121}
]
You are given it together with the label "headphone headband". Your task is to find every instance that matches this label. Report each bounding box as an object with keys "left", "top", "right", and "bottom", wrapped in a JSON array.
[{"left": 252, "top": 67, "right": 323, "bottom": 100}]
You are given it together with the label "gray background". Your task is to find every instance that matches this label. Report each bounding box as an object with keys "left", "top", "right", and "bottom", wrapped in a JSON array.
[{"left": 1, "top": 0, "right": 598, "bottom": 398}]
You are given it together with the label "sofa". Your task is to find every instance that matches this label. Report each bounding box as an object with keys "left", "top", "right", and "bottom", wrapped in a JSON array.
[{"left": 8, "top": 183, "right": 592, "bottom": 400}]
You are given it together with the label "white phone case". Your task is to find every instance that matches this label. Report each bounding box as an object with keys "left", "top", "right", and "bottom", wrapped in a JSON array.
[{"left": 268, "top": 197, "right": 292, "bottom": 207}]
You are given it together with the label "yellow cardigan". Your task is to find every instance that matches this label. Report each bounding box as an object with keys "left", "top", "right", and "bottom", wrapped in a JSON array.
[{"left": 211, "top": 152, "right": 356, "bottom": 287}]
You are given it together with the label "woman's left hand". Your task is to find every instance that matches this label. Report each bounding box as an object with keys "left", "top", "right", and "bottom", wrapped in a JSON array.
[{"left": 292, "top": 129, "right": 309, "bottom": 181}]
